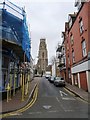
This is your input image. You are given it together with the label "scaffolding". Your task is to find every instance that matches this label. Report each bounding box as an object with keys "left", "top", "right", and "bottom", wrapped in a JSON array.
[
  {"left": 0, "top": 0, "right": 31, "bottom": 98},
  {"left": 0, "top": 0, "right": 31, "bottom": 62}
]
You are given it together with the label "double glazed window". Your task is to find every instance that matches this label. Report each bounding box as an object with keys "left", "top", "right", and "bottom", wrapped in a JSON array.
[
  {"left": 79, "top": 19, "right": 84, "bottom": 34},
  {"left": 72, "top": 50, "right": 75, "bottom": 63},
  {"left": 82, "top": 40, "right": 87, "bottom": 57},
  {"left": 68, "top": 55, "right": 70, "bottom": 65},
  {"left": 70, "top": 34, "right": 74, "bottom": 45}
]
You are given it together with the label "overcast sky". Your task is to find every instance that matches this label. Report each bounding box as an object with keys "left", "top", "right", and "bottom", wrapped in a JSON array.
[{"left": 8, "top": 0, "right": 77, "bottom": 64}]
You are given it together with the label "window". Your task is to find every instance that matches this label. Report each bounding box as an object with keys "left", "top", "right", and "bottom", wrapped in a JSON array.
[
  {"left": 64, "top": 57, "right": 66, "bottom": 65},
  {"left": 43, "top": 64, "right": 44, "bottom": 70},
  {"left": 69, "top": 19, "right": 72, "bottom": 28},
  {"left": 82, "top": 40, "right": 87, "bottom": 57},
  {"left": 68, "top": 69, "right": 71, "bottom": 79},
  {"left": 66, "top": 31, "right": 68, "bottom": 38},
  {"left": 70, "top": 34, "right": 74, "bottom": 45},
  {"left": 67, "top": 44, "right": 69, "bottom": 50},
  {"left": 63, "top": 57, "right": 66, "bottom": 65},
  {"left": 68, "top": 15, "right": 72, "bottom": 28},
  {"left": 79, "top": 19, "right": 84, "bottom": 34},
  {"left": 68, "top": 55, "right": 70, "bottom": 65},
  {"left": 72, "top": 50, "right": 75, "bottom": 63},
  {"left": 42, "top": 52, "right": 44, "bottom": 58},
  {"left": 62, "top": 47, "right": 65, "bottom": 54}
]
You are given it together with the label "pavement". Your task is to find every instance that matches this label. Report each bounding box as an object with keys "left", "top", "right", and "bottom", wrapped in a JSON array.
[
  {"left": 65, "top": 82, "right": 89, "bottom": 103},
  {"left": 1, "top": 77, "right": 90, "bottom": 114},
  {"left": 1, "top": 78, "right": 38, "bottom": 114}
]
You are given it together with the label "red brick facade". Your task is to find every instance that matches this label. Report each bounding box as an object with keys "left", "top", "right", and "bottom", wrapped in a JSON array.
[{"left": 60, "top": 2, "right": 90, "bottom": 92}]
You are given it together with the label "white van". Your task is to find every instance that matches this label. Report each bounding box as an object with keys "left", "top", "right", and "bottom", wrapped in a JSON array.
[{"left": 45, "top": 71, "right": 51, "bottom": 79}]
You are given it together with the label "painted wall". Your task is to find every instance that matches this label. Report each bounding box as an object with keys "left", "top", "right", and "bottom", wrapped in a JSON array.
[{"left": 52, "top": 61, "right": 56, "bottom": 77}]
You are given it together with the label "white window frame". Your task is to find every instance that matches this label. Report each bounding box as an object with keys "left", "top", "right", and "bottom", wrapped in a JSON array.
[
  {"left": 79, "top": 19, "right": 84, "bottom": 34},
  {"left": 68, "top": 55, "right": 70, "bottom": 65},
  {"left": 72, "top": 50, "right": 75, "bottom": 63},
  {"left": 82, "top": 40, "right": 87, "bottom": 57},
  {"left": 68, "top": 69, "right": 71, "bottom": 79},
  {"left": 70, "top": 34, "right": 74, "bottom": 45},
  {"left": 69, "top": 16, "right": 72, "bottom": 28}
]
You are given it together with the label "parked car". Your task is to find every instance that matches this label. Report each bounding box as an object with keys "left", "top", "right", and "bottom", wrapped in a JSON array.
[
  {"left": 45, "top": 71, "right": 51, "bottom": 79},
  {"left": 45, "top": 74, "right": 51, "bottom": 79},
  {"left": 49, "top": 76, "right": 56, "bottom": 83},
  {"left": 54, "top": 77, "right": 65, "bottom": 87},
  {"left": 48, "top": 76, "right": 51, "bottom": 81}
]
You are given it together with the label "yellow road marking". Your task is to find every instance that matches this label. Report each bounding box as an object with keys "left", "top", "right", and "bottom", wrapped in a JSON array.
[
  {"left": 1, "top": 85, "right": 39, "bottom": 118},
  {"left": 18, "top": 87, "right": 38, "bottom": 113},
  {"left": 2, "top": 87, "right": 38, "bottom": 118},
  {"left": 64, "top": 87, "right": 89, "bottom": 104},
  {"left": 76, "top": 94, "right": 90, "bottom": 104},
  {"left": 64, "top": 88, "right": 75, "bottom": 96}
]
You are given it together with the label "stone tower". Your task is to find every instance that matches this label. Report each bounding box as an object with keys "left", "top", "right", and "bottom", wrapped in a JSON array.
[{"left": 37, "top": 38, "right": 48, "bottom": 75}]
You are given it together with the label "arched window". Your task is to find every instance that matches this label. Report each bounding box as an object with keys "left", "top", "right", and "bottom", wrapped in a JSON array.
[{"left": 42, "top": 52, "right": 44, "bottom": 58}]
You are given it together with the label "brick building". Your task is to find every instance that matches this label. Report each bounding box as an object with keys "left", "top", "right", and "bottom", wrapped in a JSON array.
[{"left": 59, "top": 1, "right": 90, "bottom": 92}]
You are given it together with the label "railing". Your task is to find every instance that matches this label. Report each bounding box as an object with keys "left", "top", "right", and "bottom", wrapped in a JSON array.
[
  {"left": 1, "top": 67, "right": 20, "bottom": 92},
  {"left": 0, "top": 0, "right": 31, "bottom": 61},
  {"left": 0, "top": 25, "right": 21, "bottom": 45},
  {"left": 0, "top": 0, "right": 24, "bottom": 20}
]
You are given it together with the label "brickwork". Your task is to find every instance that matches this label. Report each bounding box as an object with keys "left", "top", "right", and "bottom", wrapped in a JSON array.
[
  {"left": 61, "top": 2, "right": 90, "bottom": 92},
  {"left": 68, "top": 3, "right": 88, "bottom": 65}
]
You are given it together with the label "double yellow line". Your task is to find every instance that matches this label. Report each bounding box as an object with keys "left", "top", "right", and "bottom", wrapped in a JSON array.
[{"left": 0, "top": 85, "right": 38, "bottom": 118}]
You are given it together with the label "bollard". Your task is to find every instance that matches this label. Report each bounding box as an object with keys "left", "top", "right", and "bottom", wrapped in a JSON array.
[
  {"left": 6, "top": 83, "right": 10, "bottom": 102},
  {"left": 22, "top": 73, "right": 24, "bottom": 101},
  {"left": 9, "top": 74, "right": 12, "bottom": 100},
  {"left": 13, "top": 73, "right": 16, "bottom": 96}
]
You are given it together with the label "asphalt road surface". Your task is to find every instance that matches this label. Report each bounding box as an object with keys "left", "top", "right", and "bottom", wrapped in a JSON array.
[{"left": 8, "top": 77, "right": 88, "bottom": 118}]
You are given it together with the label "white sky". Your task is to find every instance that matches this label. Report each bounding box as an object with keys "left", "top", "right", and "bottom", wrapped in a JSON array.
[{"left": 7, "top": 0, "right": 77, "bottom": 64}]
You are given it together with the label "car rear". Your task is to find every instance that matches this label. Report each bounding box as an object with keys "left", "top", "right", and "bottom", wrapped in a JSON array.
[
  {"left": 54, "top": 77, "right": 65, "bottom": 87},
  {"left": 49, "top": 76, "right": 56, "bottom": 83}
]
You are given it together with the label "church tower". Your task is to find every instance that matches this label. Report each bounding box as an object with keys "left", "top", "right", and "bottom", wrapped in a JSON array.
[{"left": 37, "top": 38, "right": 48, "bottom": 75}]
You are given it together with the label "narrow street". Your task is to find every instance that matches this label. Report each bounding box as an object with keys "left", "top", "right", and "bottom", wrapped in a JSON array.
[
  {"left": 7, "top": 77, "right": 88, "bottom": 118},
  {"left": 0, "top": 1, "right": 90, "bottom": 119}
]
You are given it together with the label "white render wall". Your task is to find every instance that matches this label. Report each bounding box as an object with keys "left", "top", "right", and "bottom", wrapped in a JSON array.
[
  {"left": 52, "top": 61, "right": 56, "bottom": 77},
  {"left": 86, "top": 71, "right": 90, "bottom": 93},
  {"left": 71, "top": 60, "right": 90, "bottom": 74},
  {"left": 71, "top": 60, "right": 90, "bottom": 93}
]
